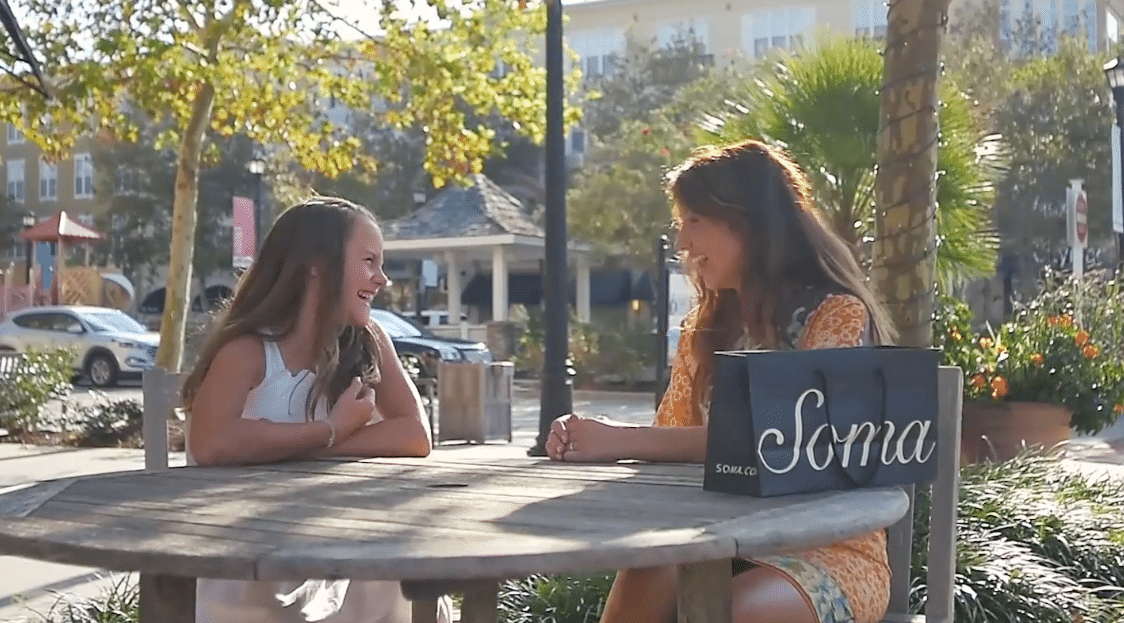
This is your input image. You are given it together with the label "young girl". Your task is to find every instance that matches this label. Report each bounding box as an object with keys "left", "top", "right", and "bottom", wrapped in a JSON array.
[
  {"left": 546, "top": 140, "right": 896, "bottom": 623},
  {"left": 182, "top": 196, "right": 450, "bottom": 623}
]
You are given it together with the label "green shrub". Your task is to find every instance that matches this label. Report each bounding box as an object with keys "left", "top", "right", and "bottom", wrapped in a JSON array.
[
  {"left": 498, "top": 573, "right": 615, "bottom": 623},
  {"left": 27, "top": 574, "right": 137, "bottom": 623},
  {"left": 64, "top": 391, "right": 144, "bottom": 447},
  {"left": 0, "top": 347, "right": 74, "bottom": 434},
  {"left": 912, "top": 452, "right": 1124, "bottom": 622}
]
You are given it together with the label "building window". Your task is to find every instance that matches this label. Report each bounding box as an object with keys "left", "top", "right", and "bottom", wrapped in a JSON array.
[
  {"left": 39, "top": 158, "right": 57, "bottom": 201},
  {"left": 6, "top": 123, "right": 23, "bottom": 145},
  {"left": 1108, "top": 8, "right": 1120, "bottom": 45},
  {"left": 74, "top": 152, "right": 93, "bottom": 199},
  {"left": 1083, "top": 0, "right": 1098, "bottom": 51},
  {"left": 568, "top": 29, "right": 625, "bottom": 84},
  {"left": 853, "top": 0, "right": 888, "bottom": 39},
  {"left": 569, "top": 128, "right": 586, "bottom": 154},
  {"left": 1063, "top": 0, "right": 1080, "bottom": 35},
  {"left": 744, "top": 7, "right": 816, "bottom": 58},
  {"left": 6, "top": 158, "right": 25, "bottom": 202}
]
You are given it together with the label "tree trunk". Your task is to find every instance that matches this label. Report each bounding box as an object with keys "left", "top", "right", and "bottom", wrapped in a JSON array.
[
  {"left": 156, "top": 82, "right": 216, "bottom": 371},
  {"left": 871, "top": 0, "right": 952, "bottom": 348}
]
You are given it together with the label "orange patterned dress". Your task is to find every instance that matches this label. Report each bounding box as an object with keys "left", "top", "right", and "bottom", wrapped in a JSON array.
[{"left": 656, "top": 293, "right": 891, "bottom": 623}]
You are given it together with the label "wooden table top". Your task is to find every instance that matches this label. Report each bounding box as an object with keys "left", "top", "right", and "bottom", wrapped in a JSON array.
[{"left": 0, "top": 457, "right": 909, "bottom": 581}]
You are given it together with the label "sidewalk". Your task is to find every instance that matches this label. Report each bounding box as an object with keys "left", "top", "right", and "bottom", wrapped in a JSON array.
[{"left": 1, "top": 387, "right": 1123, "bottom": 622}]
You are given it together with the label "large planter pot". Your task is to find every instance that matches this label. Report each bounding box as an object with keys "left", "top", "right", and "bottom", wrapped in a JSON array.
[{"left": 960, "top": 400, "right": 1072, "bottom": 464}]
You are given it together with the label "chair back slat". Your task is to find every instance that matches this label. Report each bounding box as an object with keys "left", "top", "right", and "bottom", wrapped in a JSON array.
[
  {"left": 882, "top": 366, "right": 962, "bottom": 623},
  {"left": 142, "top": 367, "right": 187, "bottom": 471}
]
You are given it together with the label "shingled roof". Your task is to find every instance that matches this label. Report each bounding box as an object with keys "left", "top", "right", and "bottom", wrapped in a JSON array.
[{"left": 382, "top": 174, "right": 543, "bottom": 241}]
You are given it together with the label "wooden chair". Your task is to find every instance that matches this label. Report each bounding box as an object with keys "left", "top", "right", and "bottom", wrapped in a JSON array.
[{"left": 881, "top": 366, "right": 963, "bottom": 623}]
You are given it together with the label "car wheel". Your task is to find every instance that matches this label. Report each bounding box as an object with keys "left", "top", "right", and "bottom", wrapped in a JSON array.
[
  {"left": 85, "top": 353, "right": 119, "bottom": 388},
  {"left": 398, "top": 353, "right": 428, "bottom": 380}
]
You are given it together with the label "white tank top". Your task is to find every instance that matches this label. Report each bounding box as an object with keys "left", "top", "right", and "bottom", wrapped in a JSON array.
[{"left": 194, "top": 339, "right": 450, "bottom": 623}]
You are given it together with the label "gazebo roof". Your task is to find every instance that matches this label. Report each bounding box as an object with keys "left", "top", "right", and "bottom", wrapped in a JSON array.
[
  {"left": 19, "top": 211, "right": 104, "bottom": 243},
  {"left": 382, "top": 174, "right": 543, "bottom": 241}
]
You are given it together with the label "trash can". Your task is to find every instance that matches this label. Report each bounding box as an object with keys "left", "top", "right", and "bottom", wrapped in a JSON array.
[{"left": 436, "top": 361, "right": 514, "bottom": 444}]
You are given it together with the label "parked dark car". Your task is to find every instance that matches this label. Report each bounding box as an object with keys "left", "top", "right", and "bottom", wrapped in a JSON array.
[{"left": 369, "top": 308, "right": 492, "bottom": 379}]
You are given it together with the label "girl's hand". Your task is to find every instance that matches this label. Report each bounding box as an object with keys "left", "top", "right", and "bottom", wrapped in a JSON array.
[
  {"left": 546, "top": 414, "right": 625, "bottom": 463},
  {"left": 328, "top": 377, "right": 376, "bottom": 439}
]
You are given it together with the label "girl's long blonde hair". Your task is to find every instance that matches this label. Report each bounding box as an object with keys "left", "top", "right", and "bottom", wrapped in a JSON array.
[{"left": 182, "top": 196, "right": 381, "bottom": 419}]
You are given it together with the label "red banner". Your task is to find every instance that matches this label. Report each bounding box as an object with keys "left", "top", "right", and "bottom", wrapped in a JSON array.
[{"left": 232, "top": 196, "right": 256, "bottom": 269}]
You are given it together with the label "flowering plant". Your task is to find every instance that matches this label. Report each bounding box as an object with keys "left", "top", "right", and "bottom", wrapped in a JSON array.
[{"left": 933, "top": 294, "right": 1124, "bottom": 435}]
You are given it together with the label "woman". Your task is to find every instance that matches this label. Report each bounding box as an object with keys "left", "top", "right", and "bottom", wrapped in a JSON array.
[
  {"left": 183, "top": 196, "right": 449, "bottom": 622},
  {"left": 546, "top": 139, "right": 896, "bottom": 623}
]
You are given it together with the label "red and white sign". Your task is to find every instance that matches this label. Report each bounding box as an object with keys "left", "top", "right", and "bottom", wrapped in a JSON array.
[
  {"left": 1074, "top": 189, "right": 1088, "bottom": 247},
  {"left": 232, "top": 196, "right": 256, "bottom": 269}
]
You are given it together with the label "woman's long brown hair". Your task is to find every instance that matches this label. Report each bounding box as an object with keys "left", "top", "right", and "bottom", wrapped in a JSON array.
[
  {"left": 181, "top": 196, "right": 381, "bottom": 419},
  {"left": 666, "top": 139, "right": 896, "bottom": 424}
]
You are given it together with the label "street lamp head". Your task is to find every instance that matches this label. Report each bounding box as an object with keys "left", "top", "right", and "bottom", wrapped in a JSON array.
[
  {"left": 21, "top": 212, "right": 34, "bottom": 228},
  {"left": 1105, "top": 56, "right": 1124, "bottom": 90},
  {"left": 247, "top": 159, "right": 265, "bottom": 175}
]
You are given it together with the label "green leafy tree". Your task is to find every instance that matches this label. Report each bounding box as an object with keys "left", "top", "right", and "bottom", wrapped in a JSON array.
[
  {"left": 992, "top": 37, "right": 1119, "bottom": 262},
  {"left": 704, "top": 34, "right": 1000, "bottom": 291},
  {"left": 568, "top": 40, "right": 750, "bottom": 263},
  {"left": 1, "top": 0, "right": 562, "bottom": 371}
]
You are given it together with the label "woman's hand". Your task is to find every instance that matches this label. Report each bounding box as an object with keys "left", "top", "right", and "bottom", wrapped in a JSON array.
[{"left": 546, "top": 414, "right": 627, "bottom": 463}]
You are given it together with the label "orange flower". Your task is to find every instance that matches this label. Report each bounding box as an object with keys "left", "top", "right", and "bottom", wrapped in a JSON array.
[
  {"left": 1115, "top": 404, "right": 1123, "bottom": 415},
  {"left": 1048, "top": 316, "right": 1059, "bottom": 326},
  {"left": 1083, "top": 344, "right": 1099, "bottom": 359},
  {"left": 951, "top": 329, "right": 962, "bottom": 342},
  {"left": 979, "top": 337, "right": 994, "bottom": 349},
  {"left": 990, "top": 375, "right": 1009, "bottom": 399},
  {"left": 972, "top": 374, "right": 987, "bottom": 389},
  {"left": 1030, "top": 353, "right": 1044, "bottom": 365},
  {"left": 1076, "top": 331, "right": 1090, "bottom": 346}
]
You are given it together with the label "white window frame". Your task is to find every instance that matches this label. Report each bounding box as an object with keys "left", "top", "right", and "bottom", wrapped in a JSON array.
[
  {"left": 6, "top": 123, "right": 24, "bottom": 145},
  {"left": 74, "top": 152, "right": 94, "bottom": 199},
  {"left": 743, "top": 7, "right": 816, "bottom": 58},
  {"left": 6, "top": 158, "right": 25, "bottom": 202},
  {"left": 38, "top": 158, "right": 57, "bottom": 202},
  {"left": 568, "top": 29, "right": 625, "bottom": 83},
  {"left": 1107, "top": 8, "right": 1120, "bottom": 45}
]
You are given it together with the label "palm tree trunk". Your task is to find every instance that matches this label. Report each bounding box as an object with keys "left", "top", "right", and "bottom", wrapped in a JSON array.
[
  {"left": 156, "top": 81, "right": 215, "bottom": 371},
  {"left": 871, "top": 0, "right": 952, "bottom": 348}
]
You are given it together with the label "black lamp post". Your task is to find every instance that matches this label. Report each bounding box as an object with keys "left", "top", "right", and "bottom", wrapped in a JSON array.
[
  {"left": 21, "top": 212, "right": 34, "bottom": 285},
  {"left": 1103, "top": 56, "right": 1124, "bottom": 270},
  {"left": 247, "top": 157, "right": 265, "bottom": 253},
  {"left": 530, "top": 0, "right": 572, "bottom": 456}
]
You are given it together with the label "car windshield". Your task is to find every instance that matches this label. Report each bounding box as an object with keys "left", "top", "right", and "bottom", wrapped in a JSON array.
[
  {"left": 369, "top": 309, "right": 432, "bottom": 339},
  {"left": 84, "top": 312, "right": 147, "bottom": 334}
]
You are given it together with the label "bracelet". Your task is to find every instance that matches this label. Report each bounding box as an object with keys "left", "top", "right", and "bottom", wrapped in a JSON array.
[{"left": 324, "top": 419, "right": 337, "bottom": 448}]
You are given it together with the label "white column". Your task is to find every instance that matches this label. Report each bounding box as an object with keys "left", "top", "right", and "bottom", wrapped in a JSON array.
[
  {"left": 492, "top": 245, "right": 508, "bottom": 322},
  {"left": 576, "top": 254, "right": 591, "bottom": 323},
  {"left": 445, "top": 250, "right": 464, "bottom": 339}
]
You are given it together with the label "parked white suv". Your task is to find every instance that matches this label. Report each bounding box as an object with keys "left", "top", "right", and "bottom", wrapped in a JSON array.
[{"left": 0, "top": 306, "right": 159, "bottom": 387}]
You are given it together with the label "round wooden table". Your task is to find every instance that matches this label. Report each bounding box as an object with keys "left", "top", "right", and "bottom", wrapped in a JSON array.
[{"left": 0, "top": 456, "right": 910, "bottom": 623}]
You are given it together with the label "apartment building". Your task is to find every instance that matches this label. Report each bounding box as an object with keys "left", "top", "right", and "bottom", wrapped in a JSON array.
[
  {"left": 557, "top": 0, "right": 1124, "bottom": 160},
  {"left": 1, "top": 126, "right": 97, "bottom": 264}
]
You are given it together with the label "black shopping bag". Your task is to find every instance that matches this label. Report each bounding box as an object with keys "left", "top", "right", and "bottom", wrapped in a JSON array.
[{"left": 703, "top": 347, "right": 939, "bottom": 497}]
